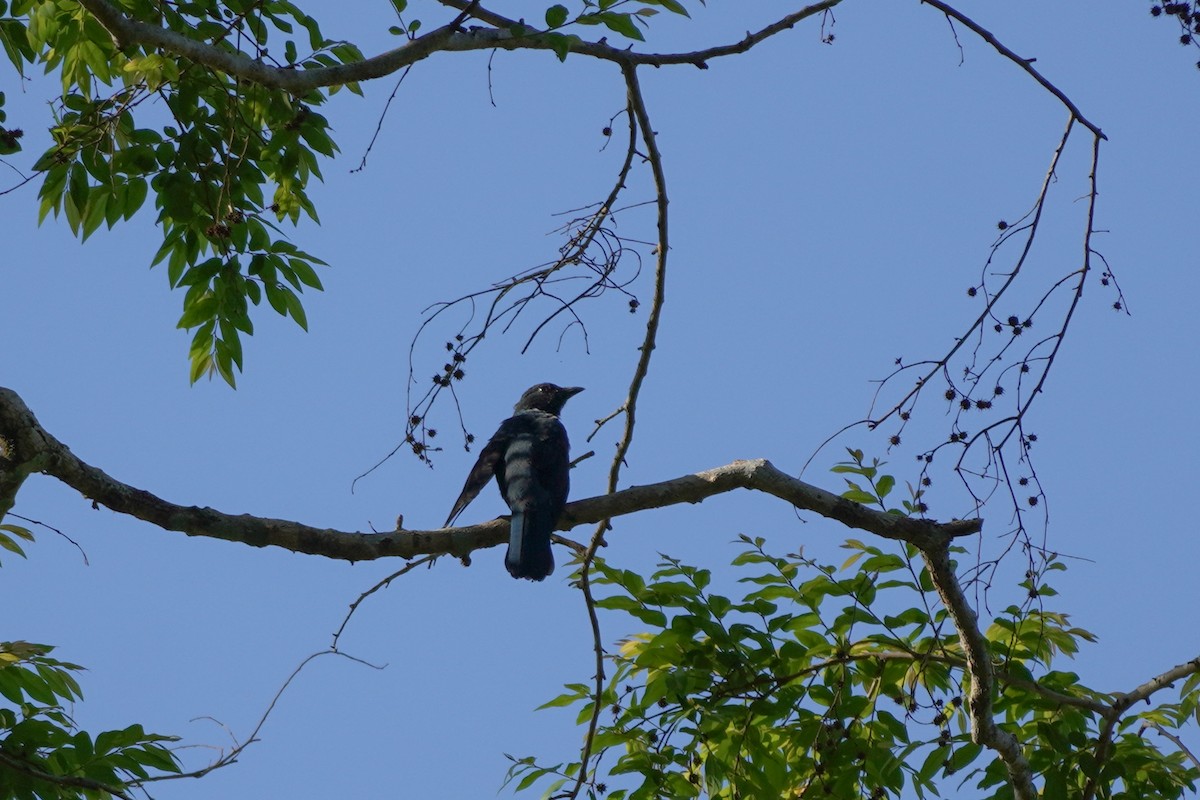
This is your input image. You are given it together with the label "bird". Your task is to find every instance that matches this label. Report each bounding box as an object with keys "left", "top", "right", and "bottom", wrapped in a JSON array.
[{"left": 443, "top": 383, "right": 584, "bottom": 581}]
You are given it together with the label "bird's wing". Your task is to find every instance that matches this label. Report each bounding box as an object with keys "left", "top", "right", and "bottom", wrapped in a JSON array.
[{"left": 443, "top": 431, "right": 508, "bottom": 528}]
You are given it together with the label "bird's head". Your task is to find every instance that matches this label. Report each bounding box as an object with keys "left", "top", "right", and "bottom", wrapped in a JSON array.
[{"left": 514, "top": 383, "right": 584, "bottom": 415}]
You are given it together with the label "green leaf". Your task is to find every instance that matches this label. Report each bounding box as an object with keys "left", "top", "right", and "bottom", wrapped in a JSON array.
[
  {"left": 124, "top": 177, "right": 148, "bottom": 220},
  {"left": 545, "top": 4, "right": 569, "bottom": 28},
  {"left": 177, "top": 293, "right": 217, "bottom": 329},
  {"left": 67, "top": 162, "right": 89, "bottom": 221},
  {"left": 642, "top": 0, "right": 689, "bottom": 16},
  {"left": 544, "top": 32, "right": 580, "bottom": 61},
  {"left": 189, "top": 350, "right": 213, "bottom": 384},
  {"left": 265, "top": 281, "right": 288, "bottom": 315},
  {"left": 537, "top": 683, "right": 590, "bottom": 710},
  {"left": 289, "top": 258, "right": 324, "bottom": 290},
  {"left": 80, "top": 189, "right": 107, "bottom": 241},
  {"left": 0, "top": 529, "right": 30, "bottom": 559},
  {"left": 875, "top": 474, "right": 895, "bottom": 498},
  {"left": 841, "top": 489, "right": 877, "bottom": 504},
  {"left": 595, "top": 12, "right": 645, "bottom": 41}
]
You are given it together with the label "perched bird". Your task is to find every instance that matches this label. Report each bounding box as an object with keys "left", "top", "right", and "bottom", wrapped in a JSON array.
[{"left": 444, "top": 383, "right": 584, "bottom": 581}]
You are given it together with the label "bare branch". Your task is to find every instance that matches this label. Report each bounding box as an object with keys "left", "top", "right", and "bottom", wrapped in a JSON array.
[
  {"left": 1117, "top": 657, "right": 1200, "bottom": 709},
  {"left": 1143, "top": 723, "right": 1200, "bottom": 772},
  {"left": 137, "top": 650, "right": 381, "bottom": 785},
  {"left": 330, "top": 556, "right": 438, "bottom": 650},
  {"left": 920, "top": 0, "right": 1105, "bottom": 140},
  {"left": 598, "top": 62, "right": 669, "bottom": 504},
  {"left": 566, "top": 62, "right": 673, "bottom": 791},
  {"left": 0, "top": 387, "right": 979, "bottom": 565}
]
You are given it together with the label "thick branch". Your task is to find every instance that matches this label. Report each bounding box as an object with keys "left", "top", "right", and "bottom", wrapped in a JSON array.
[
  {"left": 921, "top": 542, "right": 1036, "bottom": 800},
  {"left": 76, "top": 0, "right": 840, "bottom": 95},
  {"left": 1116, "top": 657, "right": 1200, "bottom": 709},
  {"left": 0, "top": 387, "right": 978, "bottom": 564}
]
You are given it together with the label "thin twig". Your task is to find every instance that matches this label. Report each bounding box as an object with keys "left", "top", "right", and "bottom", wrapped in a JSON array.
[
  {"left": 351, "top": 66, "right": 413, "bottom": 173},
  {"left": 137, "top": 650, "right": 383, "bottom": 785},
  {"left": 919, "top": 0, "right": 1105, "bottom": 140},
  {"left": 331, "top": 556, "right": 438, "bottom": 650}
]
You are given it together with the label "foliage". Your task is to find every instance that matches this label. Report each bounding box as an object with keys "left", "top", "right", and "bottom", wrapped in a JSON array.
[
  {"left": 3, "top": 0, "right": 347, "bottom": 385},
  {"left": 0, "top": 529, "right": 181, "bottom": 799},
  {"left": 3, "top": 2, "right": 1199, "bottom": 799},
  {"left": 506, "top": 459, "right": 1200, "bottom": 799},
  {"left": 0, "top": 0, "right": 703, "bottom": 384}
]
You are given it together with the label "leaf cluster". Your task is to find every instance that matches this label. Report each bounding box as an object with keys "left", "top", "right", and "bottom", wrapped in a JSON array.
[
  {"left": 0, "top": 642, "right": 181, "bottom": 799},
  {"left": 508, "top": 459, "right": 1198, "bottom": 799},
  {"left": 0, "top": 526, "right": 182, "bottom": 799},
  {"left": 539, "top": 0, "right": 695, "bottom": 59},
  {"left": 4, "top": 0, "right": 353, "bottom": 384}
]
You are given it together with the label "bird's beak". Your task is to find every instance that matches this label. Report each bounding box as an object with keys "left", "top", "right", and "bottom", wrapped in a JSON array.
[{"left": 564, "top": 387, "right": 585, "bottom": 398}]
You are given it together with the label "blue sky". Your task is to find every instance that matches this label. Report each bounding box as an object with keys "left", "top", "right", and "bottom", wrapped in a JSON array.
[{"left": 3, "top": 1, "right": 1198, "bottom": 797}]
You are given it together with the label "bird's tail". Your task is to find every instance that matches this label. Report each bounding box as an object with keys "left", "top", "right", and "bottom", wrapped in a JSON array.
[{"left": 506, "top": 505, "right": 555, "bottom": 581}]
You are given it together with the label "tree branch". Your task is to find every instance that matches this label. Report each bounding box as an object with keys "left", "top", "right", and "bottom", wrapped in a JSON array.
[
  {"left": 920, "top": 0, "right": 1105, "bottom": 140},
  {"left": 921, "top": 542, "right": 1036, "bottom": 800},
  {"left": 0, "top": 387, "right": 979, "bottom": 565},
  {"left": 567, "top": 60, "right": 671, "bottom": 800},
  {"left": 0, "top": 751, "right": 133, "bottom": 800},
  {"left": 1116, "top": 657, "right": 1200, "bottom": 709},
  {"left": 1082, "top": 654, "right": 1200, "bottom": 800},
  {"left": 76, "top": 0, "right": 841, "bottom": 95}
]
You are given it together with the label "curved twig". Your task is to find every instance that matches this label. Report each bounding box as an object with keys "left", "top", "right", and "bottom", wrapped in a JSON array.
[
  {"left": 568, "top": 60, "right": 672, "bottom": 799},
  {"left": 920, "top": 0, "right": 1105, "bottom": 140}
]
